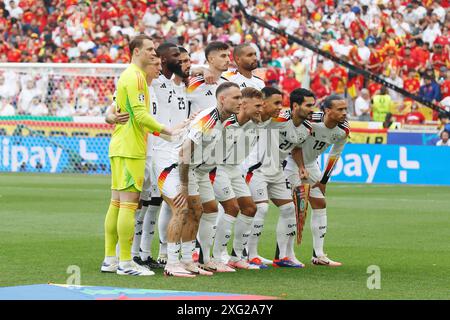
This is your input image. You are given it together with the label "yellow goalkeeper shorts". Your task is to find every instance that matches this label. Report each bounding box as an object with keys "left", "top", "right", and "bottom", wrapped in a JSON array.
[{"left": 110, "top": 156, "right": 145, "bottom": 192}]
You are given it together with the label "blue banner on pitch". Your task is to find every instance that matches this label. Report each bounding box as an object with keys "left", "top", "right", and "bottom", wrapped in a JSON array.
[
  {"left": 319, "top": 144, "right": 450, "bottom": 185},
  {"left": 0, "top": 136, "right": 110, "bottom": 174}
]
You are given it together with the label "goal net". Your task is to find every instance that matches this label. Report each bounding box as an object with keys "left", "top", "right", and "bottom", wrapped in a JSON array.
[{"left": 0, "top": 63, "right": 126, "bottom": 174}]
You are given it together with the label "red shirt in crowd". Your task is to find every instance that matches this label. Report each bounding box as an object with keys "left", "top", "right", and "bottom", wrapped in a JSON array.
[
  {"left": 368, "top": 82, "right": 382, "bottom": 96},
  {"left": 281, "top": 75, "right": 301, "bottom": 94},
  {"left": 310, "top": 69, "right": 329, "bottom": 92},
  {"left": 411, "top": 46, "right": 430, "bottom": 68},
  {"left": 7, "top": 48, "right": 22, "bottom": 62},
  {"left": 265, "top": 68, "right": 280, "bottom": 84},
  {"left": 431, "top": 51, "right": 449, "bottom": 71},
  {"left": 404, "top": 78, "right": 421, "bottom": 95},
  {"left": 95, "top": 54, "right": 113, "bottom": 63},
  {"left": 350, "top": 19, "right": 367, "bottom": 39},
  {"left": 400, "top": 54, "right": 418, "bottom": 71},
  {"left": 441, "top": 79, "right": 450, "bottom": 98},
  {"left": 405, "top": 111, "right": 425, "bottom": 124},
  {"left": 53, "top": 53, "right": 69, "bottom": 63},
  {"left": 329, "top": 66, "right": 347, "bottom": 94},
  {"left": 315, "top": 84, "right": 331, "bottom": 99}
]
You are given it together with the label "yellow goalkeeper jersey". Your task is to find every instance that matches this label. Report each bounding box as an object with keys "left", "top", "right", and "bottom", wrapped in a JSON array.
[{"left": 109, "top": 63, "right": 164, "bottom": 159}]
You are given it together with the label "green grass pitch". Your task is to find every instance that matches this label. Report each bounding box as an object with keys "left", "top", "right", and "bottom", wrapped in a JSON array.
[{"left": 0, "top": 173, "right": 449, "bottom": 299}]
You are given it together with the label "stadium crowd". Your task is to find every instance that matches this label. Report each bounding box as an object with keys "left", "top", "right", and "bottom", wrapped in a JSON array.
[{"left": 0, "top": 0, "right": 449, "bottom": 122}]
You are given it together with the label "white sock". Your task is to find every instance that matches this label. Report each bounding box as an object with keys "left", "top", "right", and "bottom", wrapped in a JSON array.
[
  {"left": 216, "top": 204, "right": 225, "bottom": 225},
  {"left": 248, "top": 203, "right": 268, "bottom": 259},
  {"left": 276, "top": 203, "right": 296, "bottom": 259},
  {"left": 181, "top": 240, "right": 196, "bottom": 263},
  {"left": 286, "top": 234, "right": 296, "bottom": 260},
  {"left": 311, "top": 208, "right": 327, "bottom": 257},
  {"left": 104, "top": 256, "right": 117, "bottom": 264},
  {"left": 167, "top": 242, "right": 181, "bottom": 264},
  {"left": 157, "top": 201, "right": 171, "bottom": 257},
  {"left": 131, "top": 208, "right": 145, "bottom": 258},
  {"left": 140, "top": 205, "right": 160, "bottom": 261},
  {"left": 119, "top": 260, "right": 132, "bottom": 268},
  {"left": 213, "top": 213, "right": 236, "bottom": 259},
  {"left": 197, "top": 212, "right": 218, "bottom": 264},
  {"left": 232, "top": 213, "right": 253, "bottom": 260}
]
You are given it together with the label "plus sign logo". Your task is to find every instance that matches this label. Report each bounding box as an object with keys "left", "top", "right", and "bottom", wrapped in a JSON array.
[{"left": 386, "top": 147, "right": 420, "bottom": 183}]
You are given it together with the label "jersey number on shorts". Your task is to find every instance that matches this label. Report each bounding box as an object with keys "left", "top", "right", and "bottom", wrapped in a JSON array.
[
  {"left": 312, "top": 140, "right": 326, "bottom": 151},
  {"left": 152, "top": 102, "right": 157, "bottom": 115}
]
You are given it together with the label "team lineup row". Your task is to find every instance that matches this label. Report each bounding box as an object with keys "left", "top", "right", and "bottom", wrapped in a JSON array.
[{"left": 100, "top": 35, "right": 349, "bottom": 277}]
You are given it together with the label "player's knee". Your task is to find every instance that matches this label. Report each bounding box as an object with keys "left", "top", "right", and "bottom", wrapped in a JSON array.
[
  {"left": 192, "top": 205, "right": 203, "bottom": 223},
  {"left": 241, "top": 202, "right": 257, "bottom": 217},
  {"left": 310, "top": 197, "right": 326, "bottom": 209},
  {"left": 202, "top": 200, "right": 218, "bottom": 213},
  {"left": 223, "top": 203, "right": 240, "bottom": 216},
  {"left": 279, "top": 202, "right": 295, "bottom": 218}
]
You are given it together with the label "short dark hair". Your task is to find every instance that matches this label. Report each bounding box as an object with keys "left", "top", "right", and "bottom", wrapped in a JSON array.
[
  {"left": 261, "top": 86, "right": 282, "bottom": 99},
  {"left": 178, "top": 46, "right": 189, "bottom": 54},
  {"left": 205, "top": 41, "right": 229, "bottom": 61},
  {"left": 290, "top": 88, "right": 315, "bottom": 110},
  {"left": 129, "top": 34, "right": 152, "bottom": 56},
  {"left": 233, "top": 43, "right": 252, "bottom": 60},
  {"left": 156, "top": 42, "right": 178, "bottom": 57},
  {"left": 241, "top": 87, "right": 263, "bottom": 99},
  {"left": 216, "top": 82, "right": 240, "bottom": 98},
  {"left": 320, "top": 94, "right": 345, "bottom": 110}
]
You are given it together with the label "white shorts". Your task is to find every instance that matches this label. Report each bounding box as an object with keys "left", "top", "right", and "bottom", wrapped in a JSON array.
[
  {"left": 140, "top": 156, "right": 160, "bottom": 201},
  {"left": 213, "top": 165, "right": 251, "bottom": 202},
  {"left": 246, "top": 168, "right": 292, "bottom": 202},
  {"left": 188, "top": 167, "right": 216, "bottom": 203},
  {"left": 284, "top": 161, "right": 324, "bottom": 199},
  {"left": 152, "top": 158, "right": 181, "bottom": 199}
]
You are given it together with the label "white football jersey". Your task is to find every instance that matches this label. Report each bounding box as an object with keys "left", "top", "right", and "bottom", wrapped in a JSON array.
[
  {"left": 300, "top": 112, "right": 349, "bottom": 165},
  {"left": 222, "top": 70, "right": 265, "bottom": 90},
  {"left": 187, "top": 74, "right": 228, "bottom": 114},
  {"left": 146, "top": 85, "right": 160, "bottom": 155},
  {"left": 223, "top": 119, "right": 260, "bottom": 166},
  {"left": 244, "top": 110, "right": 312, "bottom": 176},
  {"left": 151, "top": 75, "right": 189, "bottom": 162},
  {"left": 284, "top": 111, "right": 349, "bottom": 184},
  {"left": 187, "top": 107, "right": 237, "bottom": 172}
]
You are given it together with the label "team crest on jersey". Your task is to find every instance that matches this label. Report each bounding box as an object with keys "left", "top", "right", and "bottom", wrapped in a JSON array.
[
  {"left": 331, "top": 133, "right": 340, "bottom": 142},
  {"left": 138, "top": 93, "right": 145, "bottom": 103}
]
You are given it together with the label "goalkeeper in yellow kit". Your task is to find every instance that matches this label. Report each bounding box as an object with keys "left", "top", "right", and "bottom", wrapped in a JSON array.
[{"left": 101, "top": 35, "right": 176, "bottom": 276}]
